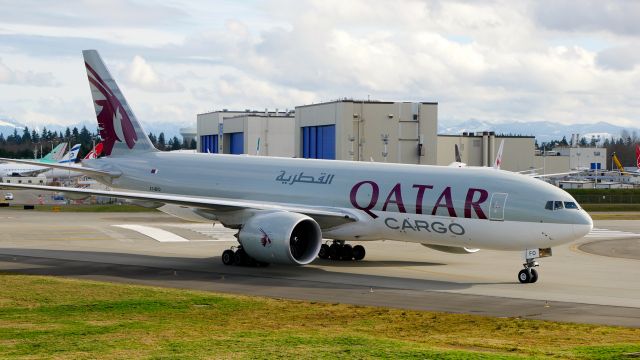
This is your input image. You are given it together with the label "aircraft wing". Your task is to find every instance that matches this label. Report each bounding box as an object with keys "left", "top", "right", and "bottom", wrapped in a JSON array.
[
  {"left": 0, "top": 183, "right": 357, "bottom": 229},
  {"left": 532, "top": 171, "right": 581, "bottom": 178},
  {"left": 0, "top": 157, "right": 121, "bottom": 178}
]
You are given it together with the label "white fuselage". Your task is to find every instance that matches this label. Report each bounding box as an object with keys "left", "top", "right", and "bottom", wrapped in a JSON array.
[{"left": 85, "top": 151, "right": 593, "bottom": 252}]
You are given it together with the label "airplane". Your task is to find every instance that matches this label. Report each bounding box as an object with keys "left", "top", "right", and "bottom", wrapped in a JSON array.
[
  {"left": 0, "top": 50, "right": 593, "bottom": 284},
  {"left": 0, "top": 143, "right": 68, "bottom": 177}
]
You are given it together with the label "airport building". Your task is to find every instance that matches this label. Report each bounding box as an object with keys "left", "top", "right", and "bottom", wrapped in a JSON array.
[
  {"left": 194, "top": 101, "right": 607, "bottom": 176},
  {"left": 533, "top": 146, "right": 607, "bottom": 173},
  {"left": 221, "top": 113, "right": 295, "bottom": 156},
  {"left": 294, "top": 100, "right": 438, "bottom": 164},
  {"left": 436, "top": 132, "right": 536, "bottom": 171},
  {"left": 197, "top": 109, "right": 294, "bottom": 155}
]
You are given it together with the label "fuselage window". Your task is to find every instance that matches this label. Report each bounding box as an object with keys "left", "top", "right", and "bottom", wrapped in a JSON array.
[
  {"left": 545, "top": 201, "right": 553, "bottom": 210},
  {"left": 564, "top": 201, "right": 578, "bottom": 209},
  {"left": 554, "top": 201, "right": 563, "bottom": 210}
]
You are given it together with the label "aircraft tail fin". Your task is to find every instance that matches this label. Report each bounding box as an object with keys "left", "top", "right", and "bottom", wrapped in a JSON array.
[
  {"left": 636, "top": 144, "right": 640, "bottom": 170},
  {"left": 493, "top": 140, "right": 504, "bottom": 170},
  {"left": 84, "top": 142, "right": 104, "bottom": 160},
  {"left": 454, "top": 144, "right": 462, "bottom": 163},
  {"left": 40, "top": 143, "right": 68, "bottom": 163},
  {"left": 58, "top": 144, "right": 81, "bottom": 164},
  {"left": 82, "top": 50, "right": 157, "bottom": 157}
]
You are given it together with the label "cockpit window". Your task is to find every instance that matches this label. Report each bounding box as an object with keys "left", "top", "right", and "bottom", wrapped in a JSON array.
[
  {"left": 546, "top": 200, "right": 573, "bottom": 210},
  {"left": 545, "top": 201, "right": 553, "bottom": 210},
  {"left": 564, "top": 201, "right": 579, "bottom": 209}
]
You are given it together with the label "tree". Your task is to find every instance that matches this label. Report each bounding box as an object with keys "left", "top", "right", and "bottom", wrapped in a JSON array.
[
  {"left": 189, "top": 138, "right": 197, "bottom": 150},
  {"left": 171, "top": 136, "right": 181, "bottom": 151},
  {"left": 157, "top": 132, "right": 166, "bottom": 150},
  {"left": 22, "top": 127, "right": 31, "bottom": 143}
]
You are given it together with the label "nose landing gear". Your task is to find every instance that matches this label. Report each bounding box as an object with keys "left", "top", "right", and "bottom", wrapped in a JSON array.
[{"left": 518, "top": 247, "right": 551, "bottom": 283}]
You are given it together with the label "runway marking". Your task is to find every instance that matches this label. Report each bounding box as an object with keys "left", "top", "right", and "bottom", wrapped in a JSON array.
[
  {"left": 112, "top": 224, "right": 234, "bottom": 243},
  {"left": 113, "top": 224, "right": 190, "bottom": 242},
  {"left": 585, "top": 228, "right": 640, "bottom": 239},
  {"left": 167, "top": 223, "right": 237, "bottom": 240}
]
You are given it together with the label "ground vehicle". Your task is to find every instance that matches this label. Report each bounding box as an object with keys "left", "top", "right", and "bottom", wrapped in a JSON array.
[{"left": 4, "top": 192, "right": 14, "bottom": 200}]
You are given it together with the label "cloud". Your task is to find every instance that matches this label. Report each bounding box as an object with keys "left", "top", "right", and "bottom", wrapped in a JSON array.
[
  {"left": 120, "top": 55, "right": 184, "bottom": 92},
  {"left": 0, "top": 0, "right": 189, "bottom": 28},
  {"left": 596, "top": 44, "right": 640, "bottom": 71},
  {"left": 0, "top": 58, "right": 59, "bottom": 86},
  {"left": 533, "top": 0, "right": 640, "bottom": 36}
]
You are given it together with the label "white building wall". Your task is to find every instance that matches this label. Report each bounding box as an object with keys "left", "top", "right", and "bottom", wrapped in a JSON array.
[
  {"left": 295, "top": 100, "right": 438, "bottom": 164},
  {"left": 223, "top": 115, "right": 295, "bottom": 157}
]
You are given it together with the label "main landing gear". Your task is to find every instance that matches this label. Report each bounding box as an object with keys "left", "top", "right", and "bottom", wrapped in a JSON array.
[
  {"left": 221, "top": 246, "right": 269, "bottom": 267},
  {"left": 318, "top": 240, "right": 366, "bottom": 261},
  {"left": 517, "top": 247, "right": 552, "bottom": 283}
]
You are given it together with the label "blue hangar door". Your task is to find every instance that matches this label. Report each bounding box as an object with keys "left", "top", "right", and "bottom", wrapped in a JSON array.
[
  {"left": 302, "top": 125, "right": 335, "bottom": 159},
  {"left": 200, "top": 135, "right": 218, "bottom": 153},
  {"left": 228, "top": 132, "right": 244, "bottom": 154}
]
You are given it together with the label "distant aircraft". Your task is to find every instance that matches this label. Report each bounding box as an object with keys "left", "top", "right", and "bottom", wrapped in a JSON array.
[
  {"left": 0, "top": 143, "right": 69, "bottom": 177},
  {"left": 493, "top": 140, "right": 504, "bottom": 170},
  {"left": 0, "top": 50, "right": 593, "bottom": 283}
]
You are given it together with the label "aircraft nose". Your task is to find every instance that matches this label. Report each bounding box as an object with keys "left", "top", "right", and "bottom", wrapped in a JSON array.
[{"left": 573, "top": 210, "right": 593, "bottom": 239}]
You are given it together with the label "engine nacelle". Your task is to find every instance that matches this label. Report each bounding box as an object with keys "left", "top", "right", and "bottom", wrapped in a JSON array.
[
  {"left": 239, "top": 212, "right": 322, "bottom": 265},
  {"left": 421, "top": 244, "right": 479, "bottom": 254}
]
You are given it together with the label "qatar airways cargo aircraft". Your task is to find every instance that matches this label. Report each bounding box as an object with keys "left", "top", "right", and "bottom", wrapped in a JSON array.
[{"left": 0, "top": 50, "right": 593, "bottom": 283}]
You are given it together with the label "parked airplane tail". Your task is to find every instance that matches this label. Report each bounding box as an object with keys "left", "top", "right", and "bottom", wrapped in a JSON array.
[
  {"left": 40, "top": 143, "right": 68, "bottom": 163},
  {"left": 493, "top": 140, "right": 504, "bottom": 170},
  {"left": 84, "top": 142, "right": 104, "bottom": 160},
  {"left": 636, "top": 144, "right": 640, "bottom": 170},
  {"left": 82, "top": 50, "right": 157, "bottom": 157},
  {"left": 58, "top": 144, "right": 82, "bottom": 164}
]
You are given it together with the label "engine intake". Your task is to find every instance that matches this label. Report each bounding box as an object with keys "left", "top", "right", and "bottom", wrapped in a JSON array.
[{"left": 239, "top": 212, "right": 322, "bottom": 265}]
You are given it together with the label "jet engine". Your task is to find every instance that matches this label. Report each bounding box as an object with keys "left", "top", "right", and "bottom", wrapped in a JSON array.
[
  {"left": 239, "top": 211, "right": 322, "bottom": 265},
  {"left": 422, "top": 244, "right": 479, "bottom": 254}
]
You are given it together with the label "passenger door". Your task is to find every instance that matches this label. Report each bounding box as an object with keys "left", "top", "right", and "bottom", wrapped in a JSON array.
[{"left": 489, "top": 193, "right": 508, "bottom": 221}]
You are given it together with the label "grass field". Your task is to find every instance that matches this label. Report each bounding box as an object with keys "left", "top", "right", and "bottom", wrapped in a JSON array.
[{"left": 0, "top": 274, "right": 638, "bottom": 359}]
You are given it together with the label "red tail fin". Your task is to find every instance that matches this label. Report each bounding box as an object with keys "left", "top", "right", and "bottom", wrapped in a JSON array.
[
  {"left": 636, "top": 144, "right": 640, "bottom": 170},
  {"left": 84, "top": 142, "right": 104, "bottom": 160}
]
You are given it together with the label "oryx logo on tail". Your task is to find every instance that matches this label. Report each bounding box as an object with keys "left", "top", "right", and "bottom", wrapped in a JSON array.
[{"left": 85, "top": 62, "right": 137, "bottom": 155}]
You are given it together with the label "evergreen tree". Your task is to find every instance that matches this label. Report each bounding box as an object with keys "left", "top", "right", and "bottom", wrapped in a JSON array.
[
  {"left": 157, "top": 132, "right": 166, "bottom": 150},
  {"left": 189, "top": 138, "right": 197, "bottom": 149},
  {"left": 171, "top": 136, "right": 181, "bottom": 151}
]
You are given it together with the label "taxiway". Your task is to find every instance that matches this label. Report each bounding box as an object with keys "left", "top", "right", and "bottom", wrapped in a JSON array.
[{"left": 0, "top": 209, "right": 638, "bottom": 327}]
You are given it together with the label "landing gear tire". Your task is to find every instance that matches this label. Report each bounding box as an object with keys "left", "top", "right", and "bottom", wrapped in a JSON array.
[
  {"left": 321, "top": 241, "right": 365, "bottom": 261},
  {"left": 353, "top": 245, "right": 366, "bottom": 261},
  {"left": 529, "top": 268, "right": 538, "bottom": 283},
  {"left": 329, "top": 243, "right": 340, "bottom": 260},
  {"left": 518, "top": 269, "right": 531, "bottom": 283},
  {"left": 340, "top": 244, "right": 353, "bottom": 260},
  {"left": 222, "top": 249, "right": 235, "bottom": 265},
  {"left": 318, "top": 244, "right": 330, "bottom": 259}
]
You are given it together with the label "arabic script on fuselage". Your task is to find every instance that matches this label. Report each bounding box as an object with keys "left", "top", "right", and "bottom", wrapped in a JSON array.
[{"left": 275, "top": 170, "right": 335, "bottom": 185}]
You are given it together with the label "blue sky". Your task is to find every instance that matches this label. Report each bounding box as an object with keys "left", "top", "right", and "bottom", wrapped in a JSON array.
[{"left": 1, "top": 0, "right": 639, "bottom": 133}]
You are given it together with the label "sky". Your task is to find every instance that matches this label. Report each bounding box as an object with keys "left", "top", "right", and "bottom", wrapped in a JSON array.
[{"left": 1, "top": 0, "right": 640, "bottom": 135}]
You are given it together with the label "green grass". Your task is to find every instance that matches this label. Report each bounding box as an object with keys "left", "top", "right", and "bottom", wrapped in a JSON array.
[
  {"left": 0, "top": 274, "right": 638, "bottom": 359},
  {"left": 1, "top": 204, "right": 158, "bottom": 212},
  {"left": 582, "top": 203, "right": 640, "bottom": 212}
]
